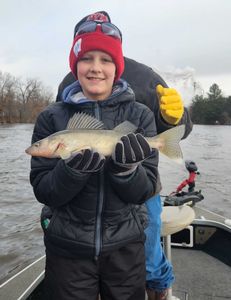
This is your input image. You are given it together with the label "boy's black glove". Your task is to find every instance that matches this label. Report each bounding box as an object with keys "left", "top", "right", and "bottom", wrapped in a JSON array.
[
  {"left": 111, "top": 133, "right": 152, "bottom": 175},
  {"left": 65, "top": 149, "right": 105, "bottom": 173}
]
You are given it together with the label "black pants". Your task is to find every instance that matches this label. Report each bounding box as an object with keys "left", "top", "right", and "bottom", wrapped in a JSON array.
[{"left": 44, "top": 241, "right": 146, "bottom": 300}]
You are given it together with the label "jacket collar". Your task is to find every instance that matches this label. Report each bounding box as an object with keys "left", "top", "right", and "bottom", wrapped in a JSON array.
[{"left": 62, "top": 79, "right": 129, "bottom": 105}]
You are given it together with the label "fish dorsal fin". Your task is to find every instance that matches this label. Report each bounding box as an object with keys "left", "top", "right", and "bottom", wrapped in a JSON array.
[
  {"left": 67, "top": 112, "right": 105, "bottom": 130},
  {"left": 113, "top": 121, "right": 137, "bottom": 134}
]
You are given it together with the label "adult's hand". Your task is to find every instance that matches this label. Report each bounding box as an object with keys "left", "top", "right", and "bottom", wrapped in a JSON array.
[{"left": 156, "top": 84, "right": 184, "bottom": 125}]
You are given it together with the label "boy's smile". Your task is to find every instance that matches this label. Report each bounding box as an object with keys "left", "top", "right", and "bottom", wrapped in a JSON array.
[{"left": 77, "top": 50, "right": 116, "bottom": 101}]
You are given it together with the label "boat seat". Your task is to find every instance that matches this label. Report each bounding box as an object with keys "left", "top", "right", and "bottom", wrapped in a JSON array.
[{"left": 161, "top": 205, "right": 195, "bottom": 237}]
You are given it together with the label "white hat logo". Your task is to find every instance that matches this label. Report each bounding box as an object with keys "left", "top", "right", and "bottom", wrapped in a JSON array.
[{"left": 73, "top": 38, "right": 82, "bottom": 57}]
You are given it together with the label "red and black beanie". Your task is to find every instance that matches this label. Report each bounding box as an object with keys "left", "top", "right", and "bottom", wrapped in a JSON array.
[{"left": 69, "top": 24, "right": 124, "bottom": 82}]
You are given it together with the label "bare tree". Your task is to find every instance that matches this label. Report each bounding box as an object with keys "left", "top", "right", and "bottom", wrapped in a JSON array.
[
  {"left": 0, "top": 71, "right": 17, "bottom": 123},
  {"left": 0, "top": 70, "right": 54, "bottom": 124},
  {"left": 16, "top": 78, "right": 43, "bottom": 122}
]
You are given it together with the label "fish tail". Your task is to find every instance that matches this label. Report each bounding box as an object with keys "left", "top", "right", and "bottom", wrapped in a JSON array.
[{"left": 150, "top": 125, "right": 185, "bottom": 163}]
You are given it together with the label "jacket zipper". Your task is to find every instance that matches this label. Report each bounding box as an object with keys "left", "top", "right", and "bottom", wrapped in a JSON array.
[
  {"left": 94, "top": 103, "right": 104, "bottom": 259},
  {"left": 95, "top": 169, "right": 104, "bottom": 259}
]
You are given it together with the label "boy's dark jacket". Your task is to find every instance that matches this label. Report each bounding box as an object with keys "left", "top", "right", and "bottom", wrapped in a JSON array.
[
  {"left": 31, "top": 56, "right": 193, "bottom": 259},
  {"left": 30, "top": 84, "right": 160, "bottom": 259}
]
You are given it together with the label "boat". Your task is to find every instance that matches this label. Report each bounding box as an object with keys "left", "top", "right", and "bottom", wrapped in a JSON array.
[
  {"left": 1, "top": 205, "right": 230, "bottom": 300},
  {"left": 1, "top": 168, "right": 231, "bottom": 300}
]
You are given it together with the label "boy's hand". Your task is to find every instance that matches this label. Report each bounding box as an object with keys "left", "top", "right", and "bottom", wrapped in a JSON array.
[
  {"left": 110, "top": 133, "right": 152, "bottom": 176},
  {"left": 65, "top": 149, "right": 105, "bottom": 173},
  {"left": 113, "top": 133, "right": 152, "bottom": 166},
  {"left": 156, "top": 84, "right": 184, "bottom": 125}
]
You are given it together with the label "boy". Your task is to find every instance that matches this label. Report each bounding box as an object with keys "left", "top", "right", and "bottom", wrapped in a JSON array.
[{"left": 30, "top": 19, "right": 160, "bottom": 300}]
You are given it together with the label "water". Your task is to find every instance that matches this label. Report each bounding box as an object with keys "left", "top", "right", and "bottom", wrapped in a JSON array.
[
  {"left": 159, "top": 125, "right": 231, "bottom": 217},
  {"left": 0, "top": 124, "right": 44, "bottom": 283},
  {"left": 0, "top": 124, "right": 231, "bottom": 283}
]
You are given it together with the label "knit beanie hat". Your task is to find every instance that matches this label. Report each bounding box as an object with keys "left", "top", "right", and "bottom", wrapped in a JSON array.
[{"left": 69, "top": 13, "right": 124, "bottom": 82}]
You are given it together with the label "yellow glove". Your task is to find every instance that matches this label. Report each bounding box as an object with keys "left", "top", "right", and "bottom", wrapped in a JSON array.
[{"left": 156, "top": 84, "right": 184, "bottom": 125}]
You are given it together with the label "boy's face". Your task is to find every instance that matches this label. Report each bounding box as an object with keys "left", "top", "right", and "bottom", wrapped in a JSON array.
[{"left": 77, "top": 50, "right": 116, "bottom": 101}]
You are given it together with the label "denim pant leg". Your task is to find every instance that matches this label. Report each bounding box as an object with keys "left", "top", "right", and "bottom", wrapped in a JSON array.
[{"left": 145, "top": 195, "right": 174, "bottom": 291}]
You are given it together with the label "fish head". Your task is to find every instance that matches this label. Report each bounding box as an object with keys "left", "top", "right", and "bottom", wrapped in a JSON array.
[{"left": 25, "top": 136, "right": 61, "bottom": 158}]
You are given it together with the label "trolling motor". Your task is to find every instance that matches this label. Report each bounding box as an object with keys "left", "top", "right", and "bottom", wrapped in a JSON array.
[{"left": 164, "top": 160, "right": 204, "bottom": 206}]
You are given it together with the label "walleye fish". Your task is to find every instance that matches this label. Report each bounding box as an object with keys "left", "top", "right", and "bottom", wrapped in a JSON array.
[{"left": 25, "top": 112, "right": 185, "bottom": 163}]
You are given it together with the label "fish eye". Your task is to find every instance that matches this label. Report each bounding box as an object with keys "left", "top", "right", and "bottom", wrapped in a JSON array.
[{"left": 34, "top": 143, "right": 40, "bottom": 147}]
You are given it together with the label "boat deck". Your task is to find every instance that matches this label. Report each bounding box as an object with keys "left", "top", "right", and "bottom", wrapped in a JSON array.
[
  {"left": 171, "top": 248, "right": 231, "bottom": 300},
  {"left": 0, "top": 256, "right": 45, "bottom": 300},
  {"left": 24, "top": 249, "right": 231, "bottom": 300}
]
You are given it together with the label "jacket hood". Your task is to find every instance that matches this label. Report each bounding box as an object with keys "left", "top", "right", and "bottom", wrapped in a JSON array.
[{"left": 62, "top": 79, "right": 134, "bottom": 106}]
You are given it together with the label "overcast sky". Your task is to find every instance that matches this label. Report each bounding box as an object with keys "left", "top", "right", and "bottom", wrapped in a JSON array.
[{"left": 1, "top": 0, "right": 231, "bottom": 105}]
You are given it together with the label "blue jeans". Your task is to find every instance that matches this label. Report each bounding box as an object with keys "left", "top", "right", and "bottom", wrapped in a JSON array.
[{"left": 145, "top": 195, "right": 174, "bottom": 292}]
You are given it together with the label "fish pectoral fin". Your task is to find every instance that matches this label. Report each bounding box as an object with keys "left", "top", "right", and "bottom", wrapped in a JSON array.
[
  {"left": 55, "top": 143, "right": 71, "bottom": 159},
  {"left": 70, "top": 146, "right": 92, "bottom": 156},
  {"left": 60, "top": 152, "right": 71, "bottom": 160},
  {"left": 62, "top": 146, "right": 92, "bottom": 159}
]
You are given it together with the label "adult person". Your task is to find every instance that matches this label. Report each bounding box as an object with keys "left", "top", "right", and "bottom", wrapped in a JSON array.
[
  {"left": 56, "top": 11, "right": 193, "bottom": 300},
  {"left": 29, "top": 18, "right": 161, "bottom": 300}
]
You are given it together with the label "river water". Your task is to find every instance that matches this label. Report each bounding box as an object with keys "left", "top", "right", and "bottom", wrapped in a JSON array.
[{"left": 0, "top": 124, "right": 231, "bottom": 283}]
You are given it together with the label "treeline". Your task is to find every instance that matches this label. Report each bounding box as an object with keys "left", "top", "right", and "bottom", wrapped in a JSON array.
[
  {"left": 189, "top": 83, "right": 231, "bottom": 125},
  {"left": 1, "top": 70, "right": 230, "bottom": 125},
  {"left": 0, "top": 70, "right": 54, "bottom": 123}
]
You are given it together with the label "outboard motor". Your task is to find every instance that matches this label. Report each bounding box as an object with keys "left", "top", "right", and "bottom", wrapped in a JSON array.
[
  {"left": 164, "top": 160, "right": 204, "bottom": 206},
  {"left": 185, "top": 160, "right": 199, "bottom": 173}
]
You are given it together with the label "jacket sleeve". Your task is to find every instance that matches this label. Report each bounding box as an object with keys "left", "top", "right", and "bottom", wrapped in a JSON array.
[
  {"left": 178, "top": 108, "right": 193, "bottom": 139},
  {"left": 155, "top": 107, "right": 193, "bottom": 139},
  {"left": 107, "top": 107, "right": 161, "bottom": 205},
  {"left": 122, "top": 57, "right": 193, "bottom": 139},
  {"left": 30, "top": 110, "right": 90, "bottom": 207}
]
